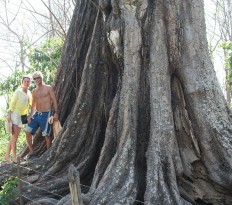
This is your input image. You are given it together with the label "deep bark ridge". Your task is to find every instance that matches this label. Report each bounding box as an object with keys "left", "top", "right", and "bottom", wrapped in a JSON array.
[{"left": 1, "top": 0, "right": 232, "bottom": 204}]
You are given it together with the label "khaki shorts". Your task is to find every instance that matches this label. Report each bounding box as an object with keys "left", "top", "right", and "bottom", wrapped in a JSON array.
[{"left": 11, "top": 110, "right": 23, "bottom": 128}]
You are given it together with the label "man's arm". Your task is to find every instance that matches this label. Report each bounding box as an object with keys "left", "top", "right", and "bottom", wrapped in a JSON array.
[
  {"left": 48, "top": 86, "right": 58, "bottom": 120},
  {"left": 28, "top": 90, "right": 36, "bottom": 123}
]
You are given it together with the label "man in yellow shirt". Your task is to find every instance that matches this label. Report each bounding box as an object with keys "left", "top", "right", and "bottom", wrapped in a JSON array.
[{"left": 4, "top": 75, "right": 32, "bottom": 163}]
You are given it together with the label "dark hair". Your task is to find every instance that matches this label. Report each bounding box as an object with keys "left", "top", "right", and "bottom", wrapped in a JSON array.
[{"left": 21, "top": 75, "right": 31, "bottom": 84}]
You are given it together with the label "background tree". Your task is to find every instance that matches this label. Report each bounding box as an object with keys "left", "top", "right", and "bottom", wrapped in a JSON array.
[
  {"left": 28, "top": 37, "right": 64, "bottom": 86},
  {"left": 0, "top": 0, "right": 30, "bottom": 73},
  {"left": 0, "top": 0, "right": 74, "bottom": 79},
  {"left": 205, "top": 0, "right": 232, "bottom": 105},
  {"left": 1, "top": 0, "right": 232, "bottom": 205},
  {"left": 222, "top": 41, "right": 232, "bottom": 106}
]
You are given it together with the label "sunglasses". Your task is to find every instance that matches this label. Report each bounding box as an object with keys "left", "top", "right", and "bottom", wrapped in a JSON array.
[{"left": 33, "top": 77, "right": 41, "bottom": 80}]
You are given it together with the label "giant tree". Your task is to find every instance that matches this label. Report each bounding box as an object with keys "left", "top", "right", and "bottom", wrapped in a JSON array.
[{"left": 1, "top": 0, "right": 232, "bottom": 204}]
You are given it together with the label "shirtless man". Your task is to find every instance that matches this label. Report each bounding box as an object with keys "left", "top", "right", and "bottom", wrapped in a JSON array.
[{"left": 25, "top": 71, "right": 58, "bottom": 155}]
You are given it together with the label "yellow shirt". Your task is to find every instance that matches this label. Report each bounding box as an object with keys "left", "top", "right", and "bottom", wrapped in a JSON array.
[{"left": 9, "top": 87, "right": 32, "bottom": 115}]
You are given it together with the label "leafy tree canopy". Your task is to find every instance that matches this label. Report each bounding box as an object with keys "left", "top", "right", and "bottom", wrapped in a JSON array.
[
  {"left": 28, "top": 37, "right": 64, "bottom": 86},
  {"left": 0, "top": 69, "right": 25, "bottom": 96}
]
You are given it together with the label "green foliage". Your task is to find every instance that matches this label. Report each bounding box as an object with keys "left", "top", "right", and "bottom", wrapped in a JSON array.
[
  {"left": 221, "top": 42, "right": 232, "bottom": 82},
  {"left": 0, "top": 70, "right": 27, "bottom": 96},
  {"left": 221, "top": 42, "right": 232, "bottom": 50},
  {"left": 0, "top": 116, "right": 27, "bottom": 163},
  {"left": 0, "top": 138, "right": 9, "bottom": 163},
  {"left": 0, "top": 177, "right": 19, "bottom": 205},
  {"left": 0, "top": 116, "right": 9, "bottom": 162},
  {"left": 28, "top": 37, "right": 64, "bottom": 85}
]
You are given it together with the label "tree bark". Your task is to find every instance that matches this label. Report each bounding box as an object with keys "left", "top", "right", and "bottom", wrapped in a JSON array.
[{"left": 1, "top": 0, "right": 232, "bottom": 204}]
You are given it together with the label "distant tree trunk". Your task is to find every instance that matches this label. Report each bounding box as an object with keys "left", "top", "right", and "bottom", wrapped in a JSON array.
[
  {"left": 1, "top": 0, "right": 232, "bottom": 204},
  {"left": 48, "top": 0, "right": 55, "bottom": 37}
]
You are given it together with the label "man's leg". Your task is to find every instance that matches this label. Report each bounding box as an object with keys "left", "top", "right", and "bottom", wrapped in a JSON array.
[
  {"left": 25, "top": 114, "right": 38, "bottom": 155},
  {"left": 26, "top": 131, "right": 33, "bottom": 154},
  {"left": 40, "top": 111, "right": 52, "bottom": 150},
  {"left": 45, "top": 136, "right": 51, "bottom": 149}
]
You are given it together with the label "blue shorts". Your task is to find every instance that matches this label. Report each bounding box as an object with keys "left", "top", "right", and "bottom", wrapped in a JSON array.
[{"left": 25, "top": 111, "right": 52, "bottom": 137}]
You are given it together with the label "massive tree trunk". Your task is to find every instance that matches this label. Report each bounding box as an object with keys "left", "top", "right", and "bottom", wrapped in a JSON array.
[{"left": 1, "top": 0, "right": 232, "bottom": 204}]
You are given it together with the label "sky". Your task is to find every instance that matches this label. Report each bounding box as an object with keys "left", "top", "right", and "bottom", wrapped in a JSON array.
[
  {"left": 0, "top": 0, "right": 48, "bottom": 116},
  {"left": 204, "top": 0, "right": 226, "bottom": 92},
  {"left": 0, "top": 1, "right": 227, "bottom": 116}
]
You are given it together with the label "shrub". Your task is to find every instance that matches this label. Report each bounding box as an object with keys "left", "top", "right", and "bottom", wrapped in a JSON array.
[{"left": 0, "top": 177, "right": 19, "bottom": 205}]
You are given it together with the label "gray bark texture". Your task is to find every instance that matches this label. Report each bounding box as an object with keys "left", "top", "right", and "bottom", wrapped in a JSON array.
[{"left": 1, "top": 0, "right": 232, "bottom": 204}]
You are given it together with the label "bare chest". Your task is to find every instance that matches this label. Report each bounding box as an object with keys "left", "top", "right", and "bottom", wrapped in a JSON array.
[{"left": 34, "top": 89, "right": 49, "bottom": 99}]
